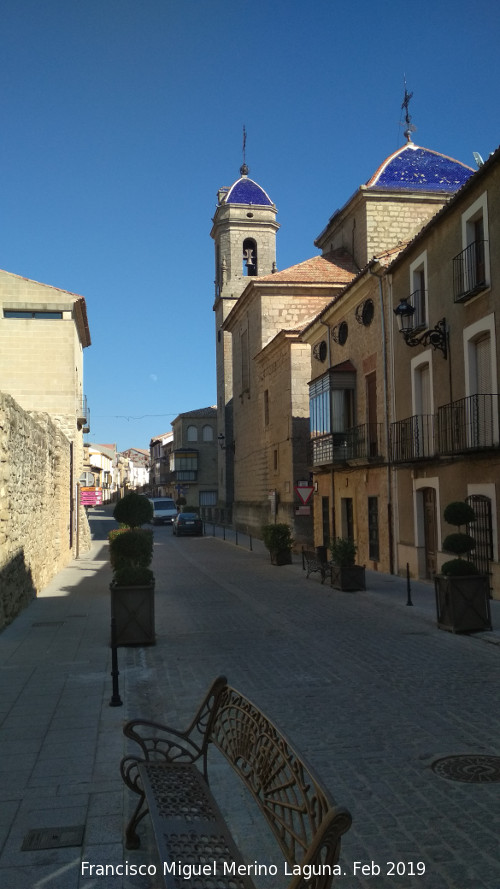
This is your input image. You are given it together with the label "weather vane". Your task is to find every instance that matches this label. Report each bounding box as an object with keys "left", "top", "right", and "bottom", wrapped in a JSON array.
[
  {"left": 241, "top": 125, "right": 248, "bottom": 175},
  {"left": 401, "top": 78, "right": 416, "bottom": 142}
]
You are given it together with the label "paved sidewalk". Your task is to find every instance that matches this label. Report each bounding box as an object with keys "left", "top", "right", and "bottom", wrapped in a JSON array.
[{"left": 0, "top": 509, "right": 499, "bottom": 889}]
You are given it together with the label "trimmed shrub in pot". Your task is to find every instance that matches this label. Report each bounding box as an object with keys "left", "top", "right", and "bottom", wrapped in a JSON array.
[
  {"left": 441, "top": 501, "right": 477, "bottom": 576},
  {"left": 435, "top": 501, "right": 491, "bottom": 633},
  {"left": 113, "top": 492, "right": 153, "bottom": 529},
  {"left": 329, "top": 537, "right": 365, "bottom": 591},
  {"left": 109, "top": 527, "right": 154, "bottom": 586},
  {"left": 109, "top": 493, "right": 155, "bottom": 645},
  {"left": 261, "top": 523, "right": 293, "bottom": 565},
  {"left": 329, "top": 537, "right": 357, "bottom": 567}
]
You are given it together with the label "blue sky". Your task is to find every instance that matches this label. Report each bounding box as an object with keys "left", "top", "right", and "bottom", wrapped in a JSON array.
[{"left": 2, "top": 0, "right": 499, "bottom": 452}]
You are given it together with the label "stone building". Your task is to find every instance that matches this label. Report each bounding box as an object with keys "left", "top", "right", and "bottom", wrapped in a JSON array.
[
  {"left": 149, "top": 431, "right": 174, "bottom": 497},
  {"left": 389, "top": 144, "right": 500, "bottom": 597},
  {"left": 0, "top": 268, "right": 91, "bottom": 625},
  {"left": 0, "top": 270, "right": 91, "bottom": 438},
  {"left": 83, "top": 443, "right": 115, "bottom": 502},
  {"left": 223, "top": 252, "right": 357, "bottom": 540},
  {"left": 118, "top": 447, "right": 150, "bottom": 491},
  {"left": 301, "top": 138, "right": 474, "bottom": 568},
  {"left": 214, "top": 139, "right": 474, "bottom": 546},
  {"left": 301, "top": 249, "right": 398, "bottom": 569},
  {"left": 211, "top": 165, "right": 279, "bottom": 520},
  {"left": 170, "top": 407, "right": 218, "bottom": 513}
]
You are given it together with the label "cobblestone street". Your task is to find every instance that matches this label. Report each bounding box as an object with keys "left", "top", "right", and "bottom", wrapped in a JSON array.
[{"left": 0, "top": 509, "right": 499, "bottom": 889}]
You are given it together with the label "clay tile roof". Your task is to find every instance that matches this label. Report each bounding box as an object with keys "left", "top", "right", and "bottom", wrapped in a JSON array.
[
  {"left": 256, "top": 249, "right": 358, "bottom": 284},
  {"left": 332, "top": 359, "right": 357, "bottom": 372},
  {"left": 177, "top": 406, "right": 217, "bottom": 419}
]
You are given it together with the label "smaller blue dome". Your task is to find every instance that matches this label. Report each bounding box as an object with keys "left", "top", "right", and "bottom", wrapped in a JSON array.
[
  {"left": 226, "top": 175, "right": 274, "bottom": 206},
  {"left": 367, "top": 144, "right": 474, "bottom": 193}
]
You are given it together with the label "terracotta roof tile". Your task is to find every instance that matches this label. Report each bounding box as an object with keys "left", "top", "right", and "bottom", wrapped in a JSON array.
[
  {"left": 256, "top": 249, "right": 358, "bottom": 284},
  {"left": 177, "top": 406, "right": 217, "bottom": 419}
]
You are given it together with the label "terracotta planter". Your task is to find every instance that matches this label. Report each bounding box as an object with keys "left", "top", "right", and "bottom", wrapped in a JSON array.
[
  {"left": 330, "top": 564, "right": 366, "bottom": 591},
  {"left": 435, "top": 574, "right": 492, "bottom": 633},
  {"left": 110, "top": 581, "right": 155, "bottom": 645}
]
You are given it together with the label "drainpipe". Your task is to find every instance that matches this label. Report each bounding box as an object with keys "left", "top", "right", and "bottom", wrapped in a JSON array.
[
  {"left": 318, "top": 320, "right": 335, "bottom": 543},
  {"left": 369, "top": 267, "right": 394, "bottom": 575}
]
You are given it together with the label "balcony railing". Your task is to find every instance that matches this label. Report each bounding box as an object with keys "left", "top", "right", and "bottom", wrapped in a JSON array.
[
  {"left": 391, "top": 414, "right": 435, "bottom": 462},
  {"left": 311, "top": 424, "right": 383, "bottom": 466},
  {"left": 77, "top": 395, "right": 90, "bottom": 432},
  {"left": 77, "top": 394, "right": 88, "bottom": 423},
  {"left": 453, "top": 240, "right": 487, "bottom": 302},
  {"left": 438, "top": 394, "right": 499, "bottom": 454}
]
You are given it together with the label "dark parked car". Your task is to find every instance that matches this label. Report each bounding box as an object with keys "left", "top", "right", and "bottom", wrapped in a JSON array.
[{"left": 172, "top": 512, "right": 203, "bottom": 536}]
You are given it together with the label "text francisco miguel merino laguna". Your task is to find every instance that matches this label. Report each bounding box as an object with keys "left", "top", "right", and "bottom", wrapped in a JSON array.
[{"left": 81, "top": 859, "right": 346, "bottom": 880}]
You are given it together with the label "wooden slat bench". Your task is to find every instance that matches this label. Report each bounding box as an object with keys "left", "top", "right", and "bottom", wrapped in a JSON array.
[{"left": 120, "top": 676, "right": 352, "bottom": 889}]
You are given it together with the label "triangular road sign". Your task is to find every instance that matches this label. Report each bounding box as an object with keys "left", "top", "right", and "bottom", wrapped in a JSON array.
[{"left": 294, "top": 485, "right": 314, "bottom": 505}]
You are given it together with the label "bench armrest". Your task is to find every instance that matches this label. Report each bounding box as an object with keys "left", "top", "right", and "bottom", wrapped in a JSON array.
[
  {"left": 121, "top": 675, "right": 227, "bottom": 776},
  {"left": 286, "top": 807, "right": 353, "bottom": 889},
  {"left": 123, "top": 719, "right": 203, "bottom": 764}
]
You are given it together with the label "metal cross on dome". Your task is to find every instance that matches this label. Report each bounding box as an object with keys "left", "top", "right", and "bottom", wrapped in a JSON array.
[
  {"left": 401, "top": 80, "right": 416, "bottom": 142},
  {"left": 240, "top": 125, "right": 249, "bottom": 176}
]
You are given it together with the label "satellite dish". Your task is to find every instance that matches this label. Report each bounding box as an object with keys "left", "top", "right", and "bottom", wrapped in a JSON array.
[{"left": 473, "top": 152, "right": 484, "bottom": 168}]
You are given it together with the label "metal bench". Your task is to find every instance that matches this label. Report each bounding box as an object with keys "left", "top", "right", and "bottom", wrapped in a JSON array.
[
  {"left": 302, "top": 548, "right": 330, "bottom": 583},
  {"left": 120, "top": 676, "right": 352, "bottom": 889}
]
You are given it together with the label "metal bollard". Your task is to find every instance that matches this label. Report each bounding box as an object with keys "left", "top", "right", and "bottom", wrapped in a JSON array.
[
  {"left": 109, "top": 618, "right": 123, "bottom": 707},
  {"left": 406, "top": 562, "right": 413, "bottom": 606}
]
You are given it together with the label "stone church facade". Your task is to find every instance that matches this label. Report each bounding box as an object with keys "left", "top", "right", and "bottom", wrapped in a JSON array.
[{"left": 212, "top": 140, "right": 476, "bottom": 552}]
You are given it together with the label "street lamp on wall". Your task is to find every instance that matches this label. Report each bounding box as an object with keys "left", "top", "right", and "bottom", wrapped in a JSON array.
[
  {"left": 393, "top": 298, "right": 448, "bottom": 359},
  {"left": 218, "top": 433, "right": 235, "bottom": 453}
]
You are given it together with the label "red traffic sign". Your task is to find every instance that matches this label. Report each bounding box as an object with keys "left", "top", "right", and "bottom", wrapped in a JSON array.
[{"left": 294, "top": 485, "right": 314, "bottom": 505}]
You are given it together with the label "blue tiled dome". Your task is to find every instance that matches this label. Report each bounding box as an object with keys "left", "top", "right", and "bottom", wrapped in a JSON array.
[
  {"left": 226, "top": 175, "right": 274, "bottom": 206},
  {"left": 367, "top": 143, "right": 474, "bottom": 193}
]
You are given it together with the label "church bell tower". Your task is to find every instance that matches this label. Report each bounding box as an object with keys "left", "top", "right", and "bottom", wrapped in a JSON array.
[{"left": 211, "top": 163, "right": 279, "bottom": 517}]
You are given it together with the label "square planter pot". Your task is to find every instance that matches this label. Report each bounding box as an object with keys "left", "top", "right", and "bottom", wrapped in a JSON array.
[
  {"left": 330, "top": 564, "right": 366, "bottom": 592},
  {"left": 110, "top": 582, "right": 155, "bottom": 645},
  {"left": 435, "top": 574, "right": 492, "bottom": 633},
  {"left": 270, "top": 549, "right": 292, "bottom": 566}
]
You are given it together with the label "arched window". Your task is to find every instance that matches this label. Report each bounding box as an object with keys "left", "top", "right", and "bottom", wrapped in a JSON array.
[
  {"left": 242, "top": 238, "right": 258, "bottom": 276},
  {"left": 202, "top": 425, "right": 214, "bottom": 441},
  {"left": 187, "top": 425, "right": 198, "bottom": 442}
]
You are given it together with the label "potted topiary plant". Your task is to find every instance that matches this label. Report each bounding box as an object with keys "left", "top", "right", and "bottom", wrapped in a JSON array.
[
  {"left": 329, "top": 537, "right": 366, "bottom": 591},
  {"left": 435, "top": 501, "right": 492, "bottom": 633},
  {"left": 109, "top": 493, "right": 156, "bottom": 645},
  {"left": 261, "top": 523, "right": 293, "bottom": 565}
]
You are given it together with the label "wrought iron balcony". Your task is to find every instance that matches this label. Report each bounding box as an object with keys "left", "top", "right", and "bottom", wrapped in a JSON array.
[
  {"left": 77, "top": 394, "right": 88, "bottom": 422},
  {"left": 453, "top": 240, "right": 488, "bottom": 302},
  {"left": 77, "top": 395, "right": 90, "bottom": 432},
  {"left": 390, "top": 414, "right": 435, "bottom": 462},
  {"left": 438, "top": 394, "right": 499, "bottom": 454},
  {"left": 311, "top": 424, "right": 383, "bottom": 466}
]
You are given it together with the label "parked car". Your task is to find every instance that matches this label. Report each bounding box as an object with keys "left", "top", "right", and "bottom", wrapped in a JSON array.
[
  {"left": 172, "top": 512, "right": 203, "bottom": 536},
  {"left": 148, "top": 497, "right": 178, "bottom": 525}
]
